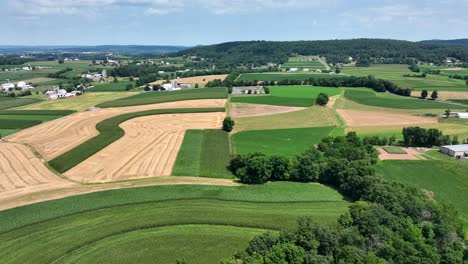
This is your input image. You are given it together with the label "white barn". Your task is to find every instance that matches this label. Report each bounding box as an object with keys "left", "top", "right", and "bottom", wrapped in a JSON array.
[
  {"left": 455, "top": 113, "right": 468, "bottom": 119},
  {"left": 440, "top": 144, "right": 468, "bottom": 159}
]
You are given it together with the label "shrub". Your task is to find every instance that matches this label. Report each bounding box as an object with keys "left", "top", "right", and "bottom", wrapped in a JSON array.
[
  {"left": 315, "top": 93, "right": 329, "bottom": 106},
  {"left": 223, "top": 117, "right": 235, "bottom": 132}
]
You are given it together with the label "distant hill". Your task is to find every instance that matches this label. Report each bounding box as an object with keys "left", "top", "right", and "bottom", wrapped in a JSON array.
[
  {"left": 171, "top": 39, "right": 468, "bottom": 67},
  {"left": 420, "top": 39, "right": 468, "bottom": 46},
  {"left": 0, "top": 45, "right": 189, "bottom": 54}
]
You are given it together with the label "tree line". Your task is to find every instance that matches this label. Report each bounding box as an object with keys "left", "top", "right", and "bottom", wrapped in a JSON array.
[
  {"left": 171, "top": 39, "right": 468, "bottom": 68},
  {"left": 222, "top": 133, "right": 464, "bottom": 263}
]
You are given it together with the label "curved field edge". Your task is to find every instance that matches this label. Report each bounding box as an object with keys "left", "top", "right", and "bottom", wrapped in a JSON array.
[
  {"left": 96, "top": 88, "right": 228, "bottom": 108},
  {"left": 0, "top": 182, "right": 348, "bottom": 233},
  {"left": 54, "top": 225, "right": 269, "bottom": 264},
  {"left": 48, "top": 107, "right": 226, "bottom": 173},
  {"left": 0, "top": 199, "right": 348, "bottom": 264}
]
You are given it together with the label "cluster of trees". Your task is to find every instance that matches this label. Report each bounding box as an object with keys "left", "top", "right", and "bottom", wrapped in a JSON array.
[
  {"left": 315, "top": 93, "right": 329, "bottom": 106},
  {"left": 222, "top": 117, "right": 235, "bottom": 132},
  {"left": 0, "top": 56, "right": 37, "bottom": 65},
  {"left": 448, "top": 74, "right": 468, "bottom": 81},
  {"left": 171, "top": 39, "right": 468, "bottom": 67},
  {"left": 402, "top": 127, "right": 456, "bottom": 147},
  {"left": 409, "top": 62, "right": 421, "bottom": 72},
  {"left": 362, "top": 135, "right": 397, "bottom": 146},
  {"left": 47, "top": 68, "right": 73, "bottom": 78},
  {"left": 403, "top": 73, "right": 427, "bottom": 78},
  {"left": 419, "top": 90, "right": 438, "bottom": 100},
  {"left": 224, "top": 133, "right": 464, "bottom": 263}
]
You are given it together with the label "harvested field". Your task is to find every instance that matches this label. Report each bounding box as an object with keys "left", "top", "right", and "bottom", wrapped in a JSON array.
[
  {"left": 377, "top": 147, "right": 427, "bottom": 160},
  {"left": 150, "top": 74, "right": 228, "bottom": 85},
  {"left": 410, "top": 91, "right": 468, "bottom": 101},
  {"left": 336, "top": 109, "right": 437, "bottom": 128},
  {"left": 6, "top": 99, "right": 227, "bottom": 160},
  {"left": 0, "top": 142, "right": 73, "bottom": 199},
  {"left": 229, "top": 103, "right": 305, "bottom": 118},
  {"left": 64, "top": 112, "right": 225, "bottom": 183}
]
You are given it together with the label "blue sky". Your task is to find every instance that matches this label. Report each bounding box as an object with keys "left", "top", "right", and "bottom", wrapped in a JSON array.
[{"left": 1, "top": 0, "right": 467, "bottom": 46}]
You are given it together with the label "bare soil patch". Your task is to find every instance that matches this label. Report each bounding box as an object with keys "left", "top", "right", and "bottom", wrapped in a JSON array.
[
  {"left": 149, "top": 74, "right": 228, "bottom": 86},
  {"left": 64, "top": 112, "right": 225, "bottom": 183},
  {"left": 420, "top": 91, "right": 468, "bottom": 101},
  {"left": 440, "top": 67, "right": 464, "bottom": 71},
  {"left": 336, "top": 109, "right": 437, "bottom": 128},
  {"left": 0, "top": 142, "right": 73, "bottom": 198},
  {"left": 6, "top": 99, "right": 227, "bottom": 160},
  {"left": 378, "top": 147, "right": 427, "bottom": 160},
  {"left": 230, "top": 103, "right": 305, "bottom": 118}
]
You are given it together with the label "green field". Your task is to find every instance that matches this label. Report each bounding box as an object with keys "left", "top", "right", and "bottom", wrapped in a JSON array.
[
  {"left": 450, "top": 99, "right": 468, "bottom": 105},
  {"left": 236, "top": 106, "right": 340, "bottom": 131},
  {"left": 0, "top": 110, "right": 74, "bottom": 133},
  {"left": 0, "top": 182, "right": 349, "bottom": 264},
  {"left": 342, "top": 64, "right": 468, "bottom": 91},
  {"left": 17, "top": 92, "right": 136, "bottom": 111},
  {"left": 49, "top": 108, "right": 225, "bottom": 173},
  {"left": 0, "top": 119, "right": 41, "bottom": 129},
  {"left": 237, "top": 73, "right": 343, "bottom": 82},
  {"left": 173, "top": 130, "right": 233, "bottom": 178},
  {"left": 97, "top": 88, "right": 227, "bottom": 108},
  {"left": 90, "top": 80, "right": 136, "bottom": 92},
  {"left": 376, "top": 160, "right": 468, "bottom": 220},
  {"left": 382, "top": 146, "right": 407, "bottom": 154},
  {"left": 282, "top": 56, "right": 327, "bottom": 70},
  {"left": 232, "top": 127, "right": 335, "bottom": 156},
  {"left": 231, "top": 86, "right": 341, "bottom": 107},
  {"left": 0, "top": 97, "right": 42, "bottom": 110},
  {"left": 344, "top": 89, "right": 465, "bottom": 109},
  {"left": 0, "top": 129, "right": 18, "bottom": 137}
]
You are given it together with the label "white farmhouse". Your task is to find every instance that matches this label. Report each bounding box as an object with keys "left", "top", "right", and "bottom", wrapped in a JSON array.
[{"left": 1, "top": 80, "right": 15, "bottom": 91}]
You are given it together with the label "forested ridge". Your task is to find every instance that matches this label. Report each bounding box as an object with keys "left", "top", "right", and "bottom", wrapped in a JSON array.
[{"left": 172, "top": 39, "right": 468, "bottom": 67}]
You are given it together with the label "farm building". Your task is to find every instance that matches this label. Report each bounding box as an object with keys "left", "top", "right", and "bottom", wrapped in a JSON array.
[
  {"left": 455, "top": 112, "right": 468, "bottom": 119},
  {"left": 440, "top": 144, "right": 468, "bottom": 159}
]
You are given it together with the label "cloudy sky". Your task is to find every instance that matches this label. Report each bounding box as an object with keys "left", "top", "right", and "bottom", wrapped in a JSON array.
[{"left": 1, "top": 0, "right": 467, "bottom": 46}]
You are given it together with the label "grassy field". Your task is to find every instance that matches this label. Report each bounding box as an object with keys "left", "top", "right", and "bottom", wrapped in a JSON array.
[
  {"left": 382, "top": 146, "right": 407, "bottom": 154},
  {"left": 90, "top": 80, "right": 136, "bottom": 92},
  {"left": 344, "top": 89, "right": 465, "bottom": 109},
  {"left": 17, "top": 92, "right": 136, "bottom": 111},
  {"left": 0, "top": 110, "right": 74, "bottom": 134},
  {"left": 236, "top": 106, "right": 340, "bottom": 131},
  {"left": 342, "top": 64, "right": 468, "bottom": 91},
  {"left": 0, "top": 97, "right": 42, "bottom": 110},
  {"left": 173, "top": 130, "right": 233, "bottom": 178},
  {"left": 237, "top": 72, "right": 344, "bottom": 82},
  {"left": 0, "top": 182, "right": 349, "bottom": 264},
  {"left": 232, "top": 127, "right": 335, "bottom": 157},
  {"left": 450, "top": 99, "right": 468, "bottom": 105},
  {"left": 0, "top": 129, "right": 18, "bottom": 137},
  {"left": 49, "top": 108, "right": 225, "bottom": 173},
  {"left": 376, "top": 160, "right": 468, "bottom": 221},
  {"left": 282, "top": 56, "right": 326, "bottom": 70},
  {"left": 231, "top": 86, "right": 342, "bottom": 107},
  {"left": 97, "top": 88, "right": 227, "bottom": 108}
]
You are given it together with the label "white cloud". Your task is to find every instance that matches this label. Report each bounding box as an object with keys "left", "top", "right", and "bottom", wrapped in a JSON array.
[{"left": 145, "top": 7, "right": 182, "bottom": 15}]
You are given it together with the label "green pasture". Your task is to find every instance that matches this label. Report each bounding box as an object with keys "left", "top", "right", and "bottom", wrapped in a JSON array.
[
  {"left": 235, "top": 106, "right": 340, "bottom": 131},
  {"left": 0, "top": 110, "right": 73, "bottom": 132},
  {"left": 344, "top": 89, "right": 465, "bottom": 109},
  {"left": 237, "top": 73, "right": 343, "bottom": 82},
  {"left": 17, "top": 92, "right": 136, "bottom": 111},
  {"left": 342, "top": 64, "right": 468, "bottom": 91},
  {"left": 376, "top": 160, "right": 468, "bottom": 220},
  {"left": 230, "top": 86, "right": 341, "bottom": 107},
  {"left": 90, "top": 80, "right": 136, "bottom": 92},
  {"left": 0, "top": 129, "right": 18, "bottom": 137},
  {"left": 0, "top": 119, "right": 41, "bottom": 129},
  {"left": 48, "top": 108, "right": 225, "bottom": 173},
  {"left": 173, "top": 130, "right": 233, "bottom": 178},
  {"left": 450, "top": 99, "right": 468, "bottom": 105},
  {"left": 0, "top": 182, "right": 348, "bottom": 263},
  {"left": 0, "top": 97, "right": 42, "bottom": 110},
  {"left": 0, "top": 69, "right": 56, "bottom": 81},
  {"left": 59, "top": 225, "right": 266, "bottom": 264},
  {"left": 97, "top": 88, "right": 227, "bottom": 108},
  {"left": 232, "top": 127, "right": 335, "bottom": 157},
  {"left": 282, "top": 57, "right": 326, "bottom": 70}
]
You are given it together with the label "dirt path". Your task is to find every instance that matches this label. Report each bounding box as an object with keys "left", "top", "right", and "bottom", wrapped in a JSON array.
[
  {"left": 6, "top": 99, "right": 227, "bottom": 160},
  {"left": 230, "top": 103, "right": 305, "bottom": 118},
  {"left": 0, "top": 176, "right": 239, "bottom": 211},
  {"left": 336, "top": 109, "right": 438, "bottom": 128},
  {"left": 64, "top": 112, "right": 225, "bottom": 183},
  {"left": 378, "top": 147, "right": 427, "bottom": 160}
]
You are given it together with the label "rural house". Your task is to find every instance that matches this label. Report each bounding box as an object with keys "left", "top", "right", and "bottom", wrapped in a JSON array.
[{"left": 440, "top": 144, "right": 468, "bottom": 159}]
